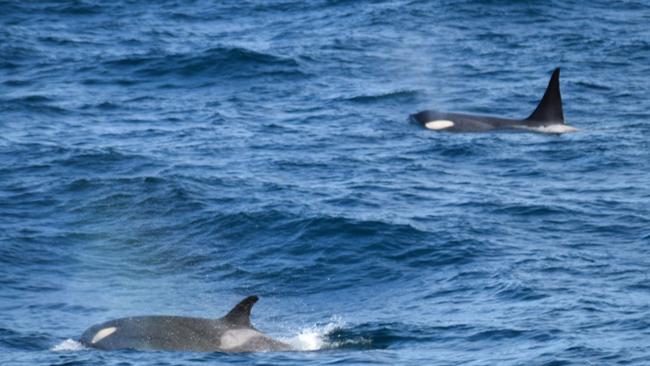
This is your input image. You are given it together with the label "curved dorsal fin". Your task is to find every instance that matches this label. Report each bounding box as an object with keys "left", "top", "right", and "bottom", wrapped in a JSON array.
[
  {"left": 222, "top": 295, "right": 258, "bottom": 327},
  {"left": 526, "top": 68, "right": 564, "bottom": 124}
]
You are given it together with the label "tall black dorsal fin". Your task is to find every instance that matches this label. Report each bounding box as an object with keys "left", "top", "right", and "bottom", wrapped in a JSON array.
[
  {"left": 223, "top": 295, "right": 258, "bottom": 327},
  {"left": 526, "top": 68, "right": 564, "bottom": 124}
]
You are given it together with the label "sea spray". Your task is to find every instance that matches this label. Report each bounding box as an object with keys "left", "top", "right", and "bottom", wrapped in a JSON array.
[
  {"left": 52, "top": 339, "right": 86, "bottom": 352},
  {"left": 283, "top": 316, "right": 345, "bottom": 351}
]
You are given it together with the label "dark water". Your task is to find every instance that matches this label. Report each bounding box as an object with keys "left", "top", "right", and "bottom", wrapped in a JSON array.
[{"left": 2, "top": 0, "right": 650, "bottom": 365}]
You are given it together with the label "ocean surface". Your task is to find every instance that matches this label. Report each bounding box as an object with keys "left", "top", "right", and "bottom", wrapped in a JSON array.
[{"left": 1, "top": 1, "right": 650, "bottom": 365}]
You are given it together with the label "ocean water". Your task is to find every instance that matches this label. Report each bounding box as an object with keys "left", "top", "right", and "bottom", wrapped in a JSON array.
[{"left": 1, "top": 0, "right": 649, "bottom": 365}]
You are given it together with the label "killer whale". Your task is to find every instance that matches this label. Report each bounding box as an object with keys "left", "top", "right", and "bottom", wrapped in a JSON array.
[
  {"left": 411, "top": 68, "right": 577, "bottom": 133},
  {"left": 80, "top": 296, "right": 292, "bottom": 352}
]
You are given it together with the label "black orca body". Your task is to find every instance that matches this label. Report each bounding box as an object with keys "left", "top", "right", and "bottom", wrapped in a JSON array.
[
  {"left": 411, "top": 68, "right": 577, "bottom": 133},
  {"left": 80, "top": 296, "right": 292, "bottom": 352}
]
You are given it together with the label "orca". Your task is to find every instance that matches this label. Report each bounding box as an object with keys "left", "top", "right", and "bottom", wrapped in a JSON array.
[
  {"left": 410, "top": 68, "right": 577, "bottom": 133},
  {"left": 79, "top": 296, "right": 292, "bottom": 352}
]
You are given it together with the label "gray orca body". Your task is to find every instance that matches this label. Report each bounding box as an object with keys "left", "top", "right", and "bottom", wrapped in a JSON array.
[
  {"left": 411, "top": 68, "right": 577, "bottom": 133},
  {"left": 80, "top": 296, "right": 291, "bottom": 352}
]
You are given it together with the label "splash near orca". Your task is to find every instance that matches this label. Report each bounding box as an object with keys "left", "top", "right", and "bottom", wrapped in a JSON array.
[
  {"left": 411, "top": 68, "right": 578, "bottom": 133},
  {"left": 80, "top": 296, "right": 292, "bottom": 352}
]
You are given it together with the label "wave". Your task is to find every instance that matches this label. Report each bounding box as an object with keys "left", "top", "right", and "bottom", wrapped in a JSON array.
[
  {"left": 0, "top": 327, "right": 51, "bottom": 351},
  {"left": 0, "top": 95, "right": 69, "bottom": 116},
  {"left": 574, "top": 81, "right": 612, "bottom": 91},
  {"left": 490, "top": 203, "right": 579, "bottom": 217},
  {"left": 344, "top": 90, "right": 420, "bottom": 104},
  {"left": 100, "top": 46, "right": 305, "bottom": 80},
  {"left": 9, "top": 204, "right": 488, "bottom": 296},
  {"left": 42, "top": 2, "right": 106, "bottom": 15}
]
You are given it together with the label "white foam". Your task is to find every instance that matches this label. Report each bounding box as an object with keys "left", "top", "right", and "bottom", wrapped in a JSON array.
[
  {"left": 424, "top": 120, "right": 455, "bottom": 130},
  {"left": 282, "top": 317, "right": 344, "bottom": 351},
  {"left": 51, "top": 339, "right": 87, "bottom": 352},
  {"left": 527, "top": 124, "right": 579, "bottom": 134}
]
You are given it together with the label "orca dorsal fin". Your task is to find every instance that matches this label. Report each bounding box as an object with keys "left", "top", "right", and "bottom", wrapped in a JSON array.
[
  {"left": 526, "top": 68, "right": 564, "bottom": 124},
  {"left": 223, "top": 295, "right": 258, "bottom": 327}
]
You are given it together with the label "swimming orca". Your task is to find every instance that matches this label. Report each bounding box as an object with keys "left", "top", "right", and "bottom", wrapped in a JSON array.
[
  {"left": 80, "top": 295, "right": 292, "bottom": 352},
  {"left": 411, "top": 68, "right": 577, "bottom": 133}
]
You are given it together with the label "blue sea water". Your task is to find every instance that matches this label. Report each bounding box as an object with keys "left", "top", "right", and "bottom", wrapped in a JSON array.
[{"left": 1, "top": 0, "right": 650, "bottom": 364}]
